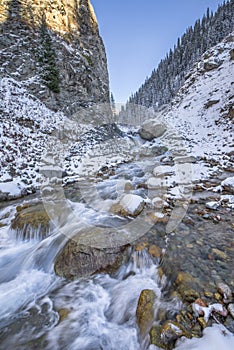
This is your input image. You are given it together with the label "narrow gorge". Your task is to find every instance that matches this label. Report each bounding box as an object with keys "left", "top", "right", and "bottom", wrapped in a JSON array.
[{"left": 0, "top": 1, "right": 234, "bottom": 350}]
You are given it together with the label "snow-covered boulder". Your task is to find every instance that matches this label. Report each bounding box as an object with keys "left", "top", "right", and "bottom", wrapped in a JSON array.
[
  {"left": 139, "top": 119, "right": 166, "bottom": 140},
  {"left": 111, "top": 194, "right": 145, "bottom": 217},
  {"left": 152, "top": 197, "right": 169, "bottom": 209},
  {"left": 221, "top": 177, "right": 234, "bottom": 193},
  {"left": 153, "top": 165, "right": 175, "bottom": 177}
]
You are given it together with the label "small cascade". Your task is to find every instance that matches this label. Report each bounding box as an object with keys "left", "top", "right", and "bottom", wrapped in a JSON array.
[{"left": 10, "top": 223, "right": 52, "bottom": 242}]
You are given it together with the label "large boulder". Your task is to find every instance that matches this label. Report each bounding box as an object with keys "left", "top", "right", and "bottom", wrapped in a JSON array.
[
  {"left": 136, "top": 289, "right": 157, "bottom": 335},
  {"left": 139, "top": 120, "right": 167, "bottom": 140},
  {"left": 54, "top": 227, "right": 130, "bottom": 279}
]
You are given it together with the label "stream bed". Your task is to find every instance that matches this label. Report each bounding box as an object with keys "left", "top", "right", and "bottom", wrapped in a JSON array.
[{"left": 0, "top": 126, "right": 233, "bottom": 349}]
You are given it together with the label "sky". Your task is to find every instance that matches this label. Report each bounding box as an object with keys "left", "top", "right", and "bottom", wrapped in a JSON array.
[{"left": 91, "top": 0, "right": 224, "bottom": 103}]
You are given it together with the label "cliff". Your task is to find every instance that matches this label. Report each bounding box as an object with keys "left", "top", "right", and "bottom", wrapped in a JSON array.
[{"left": 0, "top": 0, "right": 110, "bottom": 115}]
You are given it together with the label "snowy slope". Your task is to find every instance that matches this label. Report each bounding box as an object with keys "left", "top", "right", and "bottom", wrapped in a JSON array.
[
  {"left": 160, "top": 34, "right": 234, "bottom": 160},
  {"left": 0, "top": 77, "right": 72, "bottom": 198}
]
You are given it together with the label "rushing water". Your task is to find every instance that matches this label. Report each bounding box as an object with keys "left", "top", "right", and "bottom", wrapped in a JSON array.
[{"left": 0, "top": 129, "right": 233, "bottom": 349}]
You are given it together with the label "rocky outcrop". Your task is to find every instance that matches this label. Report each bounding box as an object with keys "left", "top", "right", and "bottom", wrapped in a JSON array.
[{"left": 0, "top": 0, "right": 110, "bottom": 115}]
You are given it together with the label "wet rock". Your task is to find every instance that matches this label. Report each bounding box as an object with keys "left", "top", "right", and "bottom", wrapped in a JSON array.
[
  {"left": 160, "top": 320, "right": 191, "bottom": 344},
  {"left": 11, "top": 202, "right": 50, "bottom": 240},
  {"left": 191, "top": 323, "right": 202, "bottom": 338},
  {"left": 111, "top": 194, "right": 145, "bottom": 217},
  {"left": 212, "top": 248, "right": 228, "bottom": 261},
  {"left": 148, "top": 245, "right": 162, "bottom": 259},
  {"left": 58, "top": 308, "right": 70, "bottom": 322},
  {"left": 148, "top": 212, "right": 168, "bottom": 224},
  {"left": 54, "top": 228, "right": 129, "bottom": 279},
  {"left": 136, "top": 289, "right": 156, "bottom": 335},
  {"left": 194, "top": 298, "right": 208, "bottom": 307},
  {"left": 150, "top": 325, "right": 167, "bottom": 350},
  {"left": 183, "top": 289, "right": 200, "bottom": 303},
  {"left": 214, "top": 292, "right": 223, "bottom": 301},
  {"left": 139, "top": 120, "right": 167, "bottom": 140},
  {"left": 228, "top": 304, "right": 234, "bottom": 319},
  {"left": 197, "top": 317, "right": 207, "bottom": 329},
  {"left": 175, "top": 272, "right": 201, "bottom": 302},
  {"left": 225, "top": 315, "right": 234, "bottom": 333},
  {"left": 217, "top": 283, "right": 232, "bottom": 303},
  {"left": 135, "top": 242, "right": 148, "bottom": 252},
  {"left": 204, "top": 291, "right": 213, "bottom": 298}
]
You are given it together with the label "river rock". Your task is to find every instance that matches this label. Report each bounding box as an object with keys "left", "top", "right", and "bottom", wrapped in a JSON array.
[
  {"left": 228, "top": 304, "right": 234, "bottom": 319},
  {"left": 11, "top": 202, "right": 51, "bottom": 240},
  {"left": 150, "top": 325, "right": 167, "bottom": 350},
  {"left": 54, "top": 233, "right": 129, "bottom": 279},
  {"left": 136, "top": 289, "right": 156, "bottom": 335},
  {"left": 148, "top": 212, "right": 167, "bottom": 224},
  {"left": 221, "top": 177, "right": 234, "bottom": 193},
  {"left": 174, "top": 272, "right": 201, "bottom": 302},
  {"left": 160, "top": 320, "right": 191, "bottom": 344},
  {"left": 148, "top": 245, "right": 162, "bottom": 259},
  {"left": 111, "top": 194, "right": 145, "bottom": 217},
  {"left": 212, "top": 248, "right": 228, "bottom": 261},
  {"left": 152, "top": 197, "right": 169, "bottom": 209},
  {"left": 217, "top": 282, "right": 232, "bottom": 303},
  {"left": 139, "top": 120, "right": 167, "bottom": 140}
]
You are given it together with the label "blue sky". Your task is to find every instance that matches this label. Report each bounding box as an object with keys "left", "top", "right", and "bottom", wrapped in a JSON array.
[{"left": 91, "top": 0, "right": 224, "bottom": 103}]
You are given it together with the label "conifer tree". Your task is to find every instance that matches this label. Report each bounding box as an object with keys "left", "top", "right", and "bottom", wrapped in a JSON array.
[{"left": 38, "top": 15, "right": 60, "bottom": 93}]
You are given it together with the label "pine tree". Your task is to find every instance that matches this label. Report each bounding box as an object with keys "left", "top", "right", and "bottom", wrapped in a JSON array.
[
  {"left": 38, "top": 15, "right": 60, "bottom": 93},
  {"left": 110, "top": 92, "right": 116, "bottom": 114}
]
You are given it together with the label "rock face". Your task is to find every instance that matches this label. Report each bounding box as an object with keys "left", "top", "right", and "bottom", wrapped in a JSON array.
[{"left": 0, "top": 0, "right": 110, "bottom": 115}]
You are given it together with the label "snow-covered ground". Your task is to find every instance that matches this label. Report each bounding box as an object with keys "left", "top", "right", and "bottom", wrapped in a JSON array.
[
  {"left": 0, "top": 35, "right": 233, "bottom": 201},
  {"left": 161, "top": 34, "right": 234, "bottom": 160}
]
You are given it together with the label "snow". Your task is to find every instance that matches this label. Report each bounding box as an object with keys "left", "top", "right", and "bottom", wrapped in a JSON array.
[
  {"left": 119, "top": 194, "right": 145, "bottom": 215},
  {"left": 221, "top": 177, "right": 234, "bottom": 192},
  {"left": 175, "top": 324, "right": 234, "bottom": 350}
]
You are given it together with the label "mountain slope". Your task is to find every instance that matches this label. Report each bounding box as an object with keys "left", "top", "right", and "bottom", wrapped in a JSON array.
[
  {"left": 128, "top": 0, "right": 234, "bottom": 110},
  {"left": 160, "top": 34, "right": 234, "bottom": 160}
]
